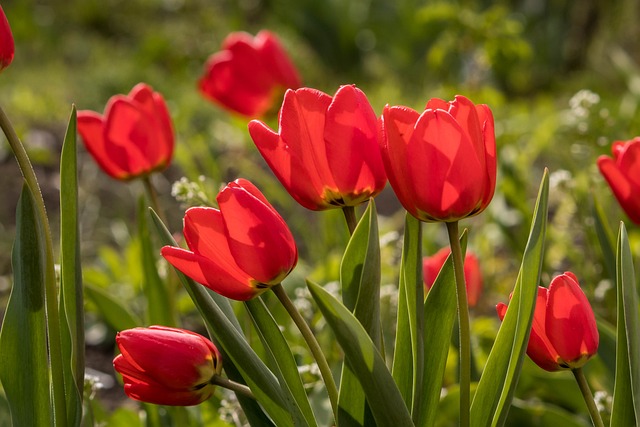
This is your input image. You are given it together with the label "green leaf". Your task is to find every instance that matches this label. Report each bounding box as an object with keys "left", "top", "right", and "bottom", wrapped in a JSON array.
[
  {"left": 470, "top": 169, "right": 549, "bottom": 427},
  {"left": 338, "top": 200, "right": 381, "bottom": 426},
  {"left": 59, "top": 106, "right": 84, "bottom": 427},
  {"left": 149, "top": 209, "right": 293, "bottom": 426},
  {"left": 245, "top": 298, "right": 318, "bottom": 427},
  {"left": 611, "top": 222, "right": 640, "bottom": 426},
  {"left": 84, "top": 284, "right": 142, "bottom": 331},
  {"left": 416, "top": 231, "right": 467, "bottom": 427},
  {"left": 591, "top": 194, "right": 616, "bottom": 281},
  {"left": 0, "top": 186, "right": 52, "bottom": 426},
  {"left": 391, "top": 214, "right": 423, "bottom": 414},
  {"left": 307, "top": 280, "right": 414, "bottom": 426},
  {"left": 138, "top": 197, "right": 175, "bottom": 326}
]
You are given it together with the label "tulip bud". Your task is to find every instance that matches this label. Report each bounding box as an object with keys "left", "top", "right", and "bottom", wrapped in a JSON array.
[
  {"left": 77, "top": 83, "right": 174, "bottom": 181},
  {"left": 162, "top": 178, "right": 298, "bottom": 300},
  {"left": 113, "top": 326, "right": 222, "bottom": 406},
  {"left": 423, "top": 248, "right": 482, "bottom": 307},
  {"left": 597, "top": 137, "right": 640, "bottom": 224},
  {"left": 496, "top": 272, "right": 599, "bottom": 371}
]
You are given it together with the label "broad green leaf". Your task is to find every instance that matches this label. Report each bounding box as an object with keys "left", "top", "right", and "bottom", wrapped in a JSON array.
[
  {"left": 591, "top": 194, "right": 616, "bottom": 281},
  {"left": 338, "top": 200, "right": 380, "bottom": 426},
  {"left": 470, "top": 169, "right": 549, "bottom": 427},
  {"left": 59, "top": 106, "right": 84, "bottom": 427},
  {"left": 392, "top": 214, "right": 423, "bottom": 413},
  {"left": 150, "top": 209, "right": 292, "bottom": 426},
  {"left": 307, "top": 280, "right": 414, "bottom": 426},
  {"left": 0, "top": 186, "right": 52, "bottom": 426},
  {"left": 84, "top": 284, "right": 142, "bottom": 331},
  {"left": 245, "top": 298, "right": 318, "bottom": 427},
  {"left": 416, "top": 231, "right": 467, "bottom": 427},
  {"left": 611, "top": 222, "right": 640, "bottom": 426},
  {"left": 138, "top": 197, "right": 175, "bottom": 326}
]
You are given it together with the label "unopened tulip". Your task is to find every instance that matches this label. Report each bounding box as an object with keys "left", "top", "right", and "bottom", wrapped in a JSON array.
[
  {"left": 380, "top": 95, "right": 496, "bottom": 222},
  {"left": 77, "top": 83, "right": 174, "bottom": 180},
  {"left": 113, "top": 326, "right": 222, "bottom": 406},
  {"left": 162, "top": 179, "right": 298, "bottom": 300},
  {"left": 248, "top": 85, "right": 387, "bottom": 210},
  {"left": 0, "top": 5, "right": 14, "bottom": 71},
  {"left": 423, "top": 248, "right": 482, "bottom": 307},
  {"left": 199, "top": 30, "right": 301, "bottom": 117},
  {"left": 496, "top": 272, "right": 599, "bottom": 371},
  {"left": 597, "top": 137, "right": 640, "bottom": 224}
]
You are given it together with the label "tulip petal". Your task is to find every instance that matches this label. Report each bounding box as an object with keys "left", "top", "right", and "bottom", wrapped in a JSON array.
[
  {"left": 546, "top": 274, "right": 599, "bottom": 366},
  {"left": 77, "top": 111, "right": 129, "bottom": 179},
  {"left": 477, "top": 104, "right": 497, "bottom": 208},
  {"left": 124, "top": 381, "right": 213, "bottom": 406},
  {"left": 324, "top": 85, "right": 385, "bottom": 200},
  {"left": 129, "top": 83, "right": 174, "bottom": 165},
  {"left": 256, "top": 30, "right": 301, "bottom": 88},
  {"left": 615, "top": 139, "right": 640, "bottom": 188},
  {"left": 218, "top": 183, "right": 297, "bottom": 284},
  {"left": 598, "top": 155, "right": 640, "bottom": 224},
  {"left": 161, "top": 246, "right": 259, "bottom": 300},
  {"left": 380, "top": 105, "right": 421, "bottom": 217},
  {"left": 526, "top": 287, "right": 563, "bottom": 371},
  {"left": 408, "top": 109, "right": 484, "bottom": 220}
]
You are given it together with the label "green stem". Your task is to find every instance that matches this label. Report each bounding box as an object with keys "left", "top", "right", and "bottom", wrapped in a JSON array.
[
  {"left": 342, "top": 205, "right": 357, "bottom": 236},
  {"left": 271, "top": 283, "right": 339, "bottom": 421},
  {"left": 0, "top": 104, "right": 67, "bottom": 426},
  {"left": 446, "top": 220, "right": 470, "bottom": 427},
  {"left": 211, "top": 375, "right": 256, "bottom": 400},
  {"left": 142, "top": 175, "right": 167, "bottom": 225},
  {"left": 572, "top": 368, "right": 605, "bottom": 427}
]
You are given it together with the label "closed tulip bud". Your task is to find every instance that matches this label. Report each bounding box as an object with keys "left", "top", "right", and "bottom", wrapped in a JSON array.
[
  {"left": 496, "top": 272, "right": 599, "bottom": 372},
  {"left": 199, "top": 30, "right": 301, "bottom": 117},
  {"left": 0, "top": 5, "right": 14, "bottom": 72},
  {"left": 77, "top": 83, "right": 174, "bottom": 181},
  {"left": 423, "top": 248, "right": 482, "bottom": 307},
  {"left": 380, "top": 95, "right": 496, "bottom": 222},
  {"left": 597, "top": 137, "right": 640, "bottom": 224},
  {"left": 248, "top": 85, "right": 387, "bottom": 210},
  {"left": 113, "top": 326, "right": 222, "bottom": 406},
  {"left": 162, "top": 179, "right": 298, "bottom": 300}
]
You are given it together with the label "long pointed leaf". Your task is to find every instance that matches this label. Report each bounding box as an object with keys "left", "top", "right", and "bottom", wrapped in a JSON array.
[
  {"left": 59, "top": 106, "right": 84, "bottom": 426},
  {"left": 417, "top": 231, "right": 467, "bottom": 427},
  {"left": 245, "top": 298, "right": 318, "bottom": 427},
  {"left": 591, "top": 194, "right": 616, "bottom": 281},
  {"left": 391, "top": 214, "right": 423, "bottom": 413},
  {"left": 338, "top": 200, "right": 380, "bottom": 426},
  {"left": 0, "top": 186, "right": 52, "bottom": 426},
  {"left": 470, "top": 169, "right": 549, "bottom": 427},
  {"left": 150, "top": 209, "right": 292, "bottom": 426},
  {"left": 611, "top": 222, "right": 640, "bottom": 425},
  {"left": 307, "top": 280, "right": 414, "bottom": 426}
]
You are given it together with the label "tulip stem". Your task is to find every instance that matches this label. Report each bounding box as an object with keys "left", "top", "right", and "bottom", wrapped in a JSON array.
[
  {"left": 0, "top": 104, "right": 68, "bottom": 426},
  {"left": 572, "top": 368, "right": 604, "bottom": 427},
  {"left": 271, "top": 283, "right": 339, "bottom": 421},
  {"left": 446, "top": 220, "right": 470, "bottom": 427},
  {"left": 211, "top": 375, "right": 256, "bottom": 400},
  {"left": 142, "top": 175, "right": 168, "bottom": 225},
  {"left": 342, "top": 206, "right": 357, "bottom": 235}
]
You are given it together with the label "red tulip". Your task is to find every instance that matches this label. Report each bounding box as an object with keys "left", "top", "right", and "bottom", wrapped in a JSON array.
[
  {"left": 77, "top": 83, "right": 174, "bottom": 180},
  {"left": 496, "top": 272, "right": 599, "bottom": 372},
  {"left": 248, "top": 85, "right": 387, "bottom": 210},
  {"left": 0, "top": 5, "right": 14, "bottom": 71},
  {"left": 113, "top": 326, "right": 222, "bottom": 406},
  {"left": 597, "top": 137, "right": 640, "bottom": 224},
  {"left": 380, "top": 95, "right": 496, "bottom": 222},
  {"left": 423, "top": 248, "right": 482, "bottom": 307},
  {"left": 162, "top": 179, "right": 298, "bottom": 300},
  {"left": 199, "top": 30, "right": 301, "bottom": 117}
]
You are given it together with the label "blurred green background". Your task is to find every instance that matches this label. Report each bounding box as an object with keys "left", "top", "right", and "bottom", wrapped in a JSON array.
[{"left": 1, "top": 0, "right": 640, "bottom": 425}]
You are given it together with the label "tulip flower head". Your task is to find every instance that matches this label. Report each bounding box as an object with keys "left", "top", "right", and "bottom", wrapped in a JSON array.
[
  {"left": 113, "top": 326, "right": 222, "bottom": 406},
  {"left": 77, "top": 83, "right": 175, "bottom": 181},
  {"left": 199, "top": 30, "right": 301, "bottom": 117},
  {"left": 0, "top": 5, "right": 14, "bottom": 71},
  {"left": 162, "top": 179, "right": 298, "bottom": 300},
  {"left": 496, "top": 272, "right": 599, "bottom": 372},
  {"left": 423, "top": 248, "right": 482, "bottom": 307},
  {"left": 248, "top": 85, "right": 387, "bottom": 210},
  {"left": 597, "top": 137, "right": 640, "bottom": 224},
  {"left": 380, "top": 95, "right": 496, "bottom": 222}
]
